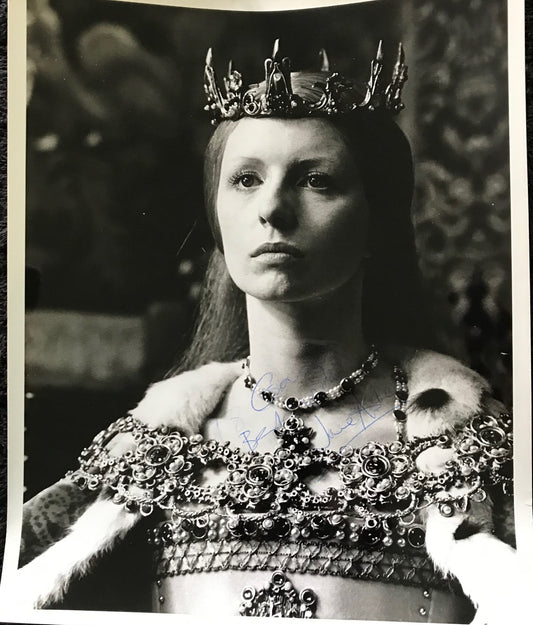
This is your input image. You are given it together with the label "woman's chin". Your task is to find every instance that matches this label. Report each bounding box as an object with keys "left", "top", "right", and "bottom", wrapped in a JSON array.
[
  {"left": 237, "top": 275, "right": 306, "bottom": 302},
  {"left": 241, "top": 279, "right": 341, "bottom": 304},
  {"left": 245, "top": 284, "right": 303, "bottom": 303},
  {"left": 233, "top": 265, "right": 362, "bottom": 304}
]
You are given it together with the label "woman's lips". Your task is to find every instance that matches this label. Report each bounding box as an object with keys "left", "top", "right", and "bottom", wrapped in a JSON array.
[{"left": 250, "top": 242, "right": 304, "bottom": 258}]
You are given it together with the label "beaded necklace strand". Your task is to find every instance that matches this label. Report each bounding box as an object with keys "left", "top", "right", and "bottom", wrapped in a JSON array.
[
  {"left": 242, "top": 347, "right": 408, "bottom": 442},
  {"left": 242, "top": 346, "right": 379, "bottom": 413}
]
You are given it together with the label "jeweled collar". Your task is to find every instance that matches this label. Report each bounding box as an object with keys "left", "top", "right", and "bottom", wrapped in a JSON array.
[{"left": 68, "top": 358, "right": 512, "bottom": 555}]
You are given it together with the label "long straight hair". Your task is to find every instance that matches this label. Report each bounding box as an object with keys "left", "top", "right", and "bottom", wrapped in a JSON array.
[{"left": 174, "top": 73, "right": 432, "bottom": 374}]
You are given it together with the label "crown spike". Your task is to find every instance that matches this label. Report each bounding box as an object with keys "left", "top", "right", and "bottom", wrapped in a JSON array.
[
  {"left": 228, "top": 60, "right": 233, "bottom": 74},
  {"left": 376, "top": 40, "right": 383, "bottom": 62},
  {"left": 397, "top": 42, "right": 405, "bottom": 65},
  {"left": 391, "top": 43, "right": 407, "bottom": 85},
  {"left": 206, "top": 47, "right": 213, "bottom": 67},
  {"left": 319, "top": 48, "right": 330, "bottom": 72},
  {"left": 272, "top": 38, "right": 280, "bottom": 60}
]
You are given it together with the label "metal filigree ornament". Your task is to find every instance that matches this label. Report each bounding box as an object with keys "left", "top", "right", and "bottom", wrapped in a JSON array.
[
  {"left": 240, "top": 570, "right": 317, "bottom": 618},
  {"left": 204, "top": 39, "right": 408, "bottom": 125},
  {"left": 69, "top": 398, "right": 513, "bottom": 551}
]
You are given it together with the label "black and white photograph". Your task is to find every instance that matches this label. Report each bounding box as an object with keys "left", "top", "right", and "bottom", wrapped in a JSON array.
[{"left": 1, "top": 0, "right": 532, "bottom": 623}]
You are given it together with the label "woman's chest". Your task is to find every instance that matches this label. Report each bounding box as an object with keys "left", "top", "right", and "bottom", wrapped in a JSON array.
[
  {"left": 201, "top": 386, "right": 397, "bottom": 494},
  {"left": 203, "top": 379, "right": 398, "bottom": 455}
]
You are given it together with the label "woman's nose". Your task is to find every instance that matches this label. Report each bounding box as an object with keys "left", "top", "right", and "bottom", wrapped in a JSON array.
[{"left": 257, "top": 181, "right": 297, "bottom": 231}]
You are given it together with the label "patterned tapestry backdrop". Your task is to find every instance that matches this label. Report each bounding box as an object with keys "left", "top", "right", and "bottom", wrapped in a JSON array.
[
  {"left": 410, "top": 0, "right": 510, "bottom": 402},
  {"left": 25, "top": 0, "right": 510, "bottom": 401}
]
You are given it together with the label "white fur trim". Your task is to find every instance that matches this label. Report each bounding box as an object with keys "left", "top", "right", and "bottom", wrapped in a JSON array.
[
  {"left": 405, "top": 350, "right": 489, "bottom": 439},
  {"left": 129, "top": 352, "right": 489, "bottom": 440},
  {"left": 129, "top": 361, "right": 242, "bottom": 433},
  {"left": 415, "top": 445, "right": 455, "bottom": 473},
  {"left": 424, "top": 502, "right": 531, "bottom": 625},
  {"left": 8, "top": 498, "right": 139, "bottom": 609},
  {"left": 430, "top": 530, "right": 527, "bottom": 624}
]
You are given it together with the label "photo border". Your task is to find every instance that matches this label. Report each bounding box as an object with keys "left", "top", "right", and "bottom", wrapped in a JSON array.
[{"left": 2, "top": 1, "right": 531, "bottom": 624}]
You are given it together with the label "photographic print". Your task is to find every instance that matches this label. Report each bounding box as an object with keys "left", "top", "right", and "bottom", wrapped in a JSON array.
[{"left": 1, "top": 0, "right": 531, "bottom": 623}]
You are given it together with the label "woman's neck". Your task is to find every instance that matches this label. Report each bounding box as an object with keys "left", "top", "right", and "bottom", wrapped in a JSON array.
[{"left": 245, "top": 276, "right": 368, "bottom": 398}]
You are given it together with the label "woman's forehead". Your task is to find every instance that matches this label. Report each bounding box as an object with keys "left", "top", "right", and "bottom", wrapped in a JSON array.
[{"left": 220, "top": 117, "right": 352, "bottom": 166}]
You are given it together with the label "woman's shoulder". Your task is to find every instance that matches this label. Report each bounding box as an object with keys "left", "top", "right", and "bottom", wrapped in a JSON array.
[
  {"left": 383, "top": 346, "right": 505, "bottom": 438},
  {"left": 129, "top": 360, "right": 242, "bottom": 434},
  {"left": 129, "top": 348, "right": 505, "bottom": 439}
]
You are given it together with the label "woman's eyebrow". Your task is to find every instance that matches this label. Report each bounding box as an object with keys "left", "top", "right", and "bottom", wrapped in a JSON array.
[
  {"left": 287, "top": 156, "right": 347, "bottom": 173},
  {"left": 222, "top": 155, "right": 345, "bottom": 172},
  {"left": 293, "top": 157, "right": 342, "bottom": 167},
  {"left": 222, "top": 156, "right": 264, "bottom": 169}
]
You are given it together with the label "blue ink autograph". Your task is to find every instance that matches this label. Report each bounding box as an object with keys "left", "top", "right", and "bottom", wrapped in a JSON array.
[
  {"left": 240, "top": 390, "right": 395, "bottom": 453},
  {"left": 249, "top": 367, "right": 335, "bottom": 413},
  {"left": 239, "top": 410, "right": 286, "bottom": 452},
  {"left": 249, "top": 372, "right": 295, "bottom": 412},
  {"left": 313, "top": 400, "right": 394, "bottom": 451}
]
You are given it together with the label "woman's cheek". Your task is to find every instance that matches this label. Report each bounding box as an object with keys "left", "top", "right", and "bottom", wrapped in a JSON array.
[{"left": 313, "top": 202, "right": 366, "bottom": 246}]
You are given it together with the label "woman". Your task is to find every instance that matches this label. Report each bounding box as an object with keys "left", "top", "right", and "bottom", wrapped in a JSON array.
[{"left": 12, "top": 42, "right": 520, "bottom": 622}]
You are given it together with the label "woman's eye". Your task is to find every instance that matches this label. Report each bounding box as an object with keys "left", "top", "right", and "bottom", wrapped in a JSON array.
[
  {"left": 230, "top": 172, "right": 261, "bottom": 188},
  {"left": 239, "top": 174, "right": 256, "bottom": 188},
  {"left": 304, "top": 173, "right": 331, "bottom": 189}
]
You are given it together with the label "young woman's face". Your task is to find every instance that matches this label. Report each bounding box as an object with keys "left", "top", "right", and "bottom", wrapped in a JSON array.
[{"left": 216, "top": 117, "right": 369, "bottom": 303}]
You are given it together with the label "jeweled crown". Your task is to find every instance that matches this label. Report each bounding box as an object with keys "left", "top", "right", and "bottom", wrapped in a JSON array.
[{"left": 204, "top": 39, "right": 407, "bottom": 125}]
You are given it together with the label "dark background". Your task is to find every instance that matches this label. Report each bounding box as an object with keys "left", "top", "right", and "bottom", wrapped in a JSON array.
[{"left": 20, "top": 0, "right": 513, "bottom": 500}]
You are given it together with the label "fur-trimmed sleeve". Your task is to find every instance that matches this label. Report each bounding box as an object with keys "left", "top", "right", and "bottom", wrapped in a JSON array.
[
  {"left": 399, "top": 350, "right": 522, "bottom": 623},
  {"left": 10, "top": 361, "right": 242, "bottom": 609},
  {"left": 20, "top": 478, "right": 99, "bottom": 567}
]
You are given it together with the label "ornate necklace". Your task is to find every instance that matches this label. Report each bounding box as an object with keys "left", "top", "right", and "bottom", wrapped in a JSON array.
[{"left": 242, "top": 346, "right": 379, "bottom": 412}]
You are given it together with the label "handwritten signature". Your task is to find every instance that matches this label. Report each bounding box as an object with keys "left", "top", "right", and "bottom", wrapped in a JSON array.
[
  {"left": 249, "top": 365, "right": 335, "bottom": 412},
  {"left": 240, "top": 374, "right": 393, "bottom": 453},
  {"left": 312, "top": 403, "right": 393, "bottom": 451},
  {"left": 249, "top": 372, "right": 295, "bottom": 412}
]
